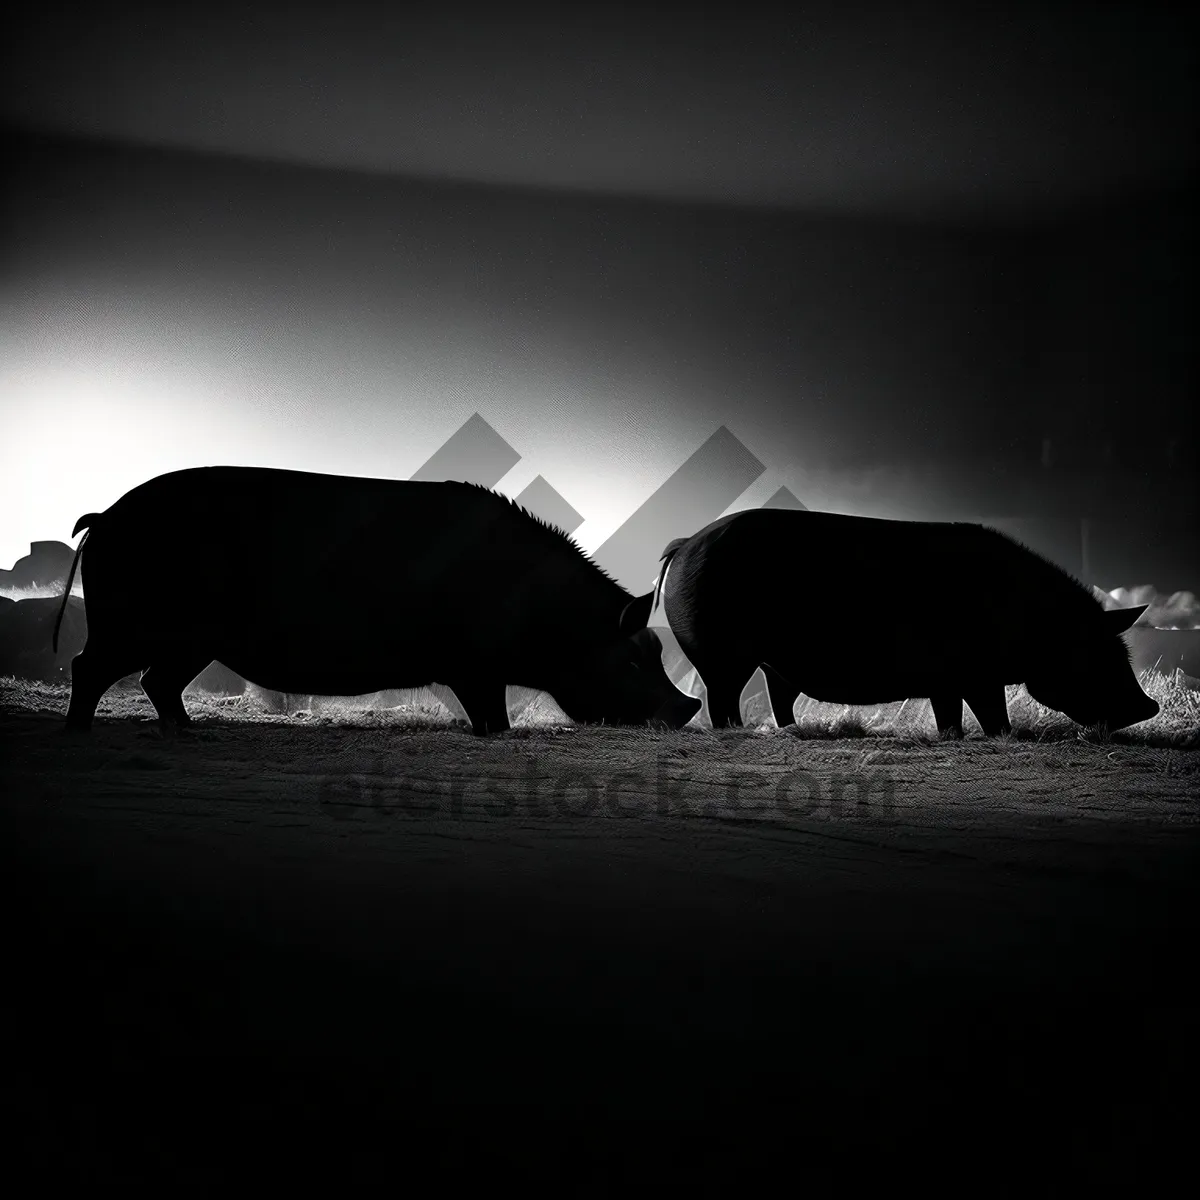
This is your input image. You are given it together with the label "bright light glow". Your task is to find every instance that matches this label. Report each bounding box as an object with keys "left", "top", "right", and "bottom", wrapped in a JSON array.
[{"left": 0, "top": 347, "right": 264, "bottom": 567}]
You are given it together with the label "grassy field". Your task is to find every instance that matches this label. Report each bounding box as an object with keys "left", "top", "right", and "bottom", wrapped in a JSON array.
[
  {"left": 5, "top": 661, "right": 1196, "bottom": 745},
  {"left": 3, "top": 668, "right": 1197, "bottom": 1182}
]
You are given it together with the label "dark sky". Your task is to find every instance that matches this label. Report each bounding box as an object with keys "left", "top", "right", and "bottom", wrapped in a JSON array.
[
  {"left": 5, "top": 2, "right": 1194, "bottom": 216},
  {"left": 1, "top": 3, "right": 1195, "bottom": 586}
]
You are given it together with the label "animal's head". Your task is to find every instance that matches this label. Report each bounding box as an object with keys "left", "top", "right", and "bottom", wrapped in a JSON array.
[
  {"left": 1025, "top": 604, "right": 1159, "bottom": 730},
  {"left": 548, "top": 592, "right": 701, "bottom": 730}
]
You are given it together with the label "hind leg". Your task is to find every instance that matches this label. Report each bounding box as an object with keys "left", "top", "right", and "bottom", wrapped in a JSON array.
[
  {"left": 65, "top": 644, "right": 150, "bottom": 733},
  {"left": 694, "top": 659, "right": 759, "bottom": 730},
  {"left": 763, "top": 664, "right": 798, "bottom": 728},
  {"left": 964, "top": 688, "right": 1012, "bottom": 737},
  {"left": 140, "top": 654, "right": 215, "bottom": 732},
  {"left": 929, "top": 693, "right": 964, "bottom": 738}
]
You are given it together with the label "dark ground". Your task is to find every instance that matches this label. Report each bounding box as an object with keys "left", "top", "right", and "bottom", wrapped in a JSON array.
[{"left": 3, "top": 698, "right": 1197, "bottom": 1187}]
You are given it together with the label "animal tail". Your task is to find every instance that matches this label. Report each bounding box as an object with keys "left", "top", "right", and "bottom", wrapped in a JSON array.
[
  {"left": 652, "top": 537, "right": 688, "bottom": 614},
  {"left": 53, "top": 513, "right": 100, "bottom": 654}
]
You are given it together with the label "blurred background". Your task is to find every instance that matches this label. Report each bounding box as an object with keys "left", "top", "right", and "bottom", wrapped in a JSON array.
[{"left": 2, "top": 1, "right": 1195, "bottom": 599}]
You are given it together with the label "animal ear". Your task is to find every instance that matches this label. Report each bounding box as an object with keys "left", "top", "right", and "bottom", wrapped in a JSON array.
[
  {"left": 619, "top": 591, "right": 654, "bottom": 635},
  {"left": 1103, "top": 603, "right": 1149, "bottom": 634}
]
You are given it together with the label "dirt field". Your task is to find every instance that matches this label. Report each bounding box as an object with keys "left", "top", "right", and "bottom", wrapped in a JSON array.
[{"left": 3, "top": 679, "right": 1198, "bottom": 1184}]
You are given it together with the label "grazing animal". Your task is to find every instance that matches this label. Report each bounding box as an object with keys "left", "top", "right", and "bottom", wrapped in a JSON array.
[
  {"left": 654, "top": 509, "right": 1159, "bottom": 735},
  {"left": 54, "top": 467, "right": 701, "bottom": 735}
]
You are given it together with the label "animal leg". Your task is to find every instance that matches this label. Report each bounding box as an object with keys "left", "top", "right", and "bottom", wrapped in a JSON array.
[
  {"left": 64, "top": 644, "right": 149, "bottom": 733},
  {"left": 697, "top": 661, "right": 757, "bottom": 729},
  {"left": 762, "top": 664, "right": 798, "bottom": 727},
  {"left": 447, "top": 681, "right": 510, "bottom": 735},
  {"left": 964, "top": 689, "right": 1012, "bottom": 737},
  {"left": 141, "top": 654, "right": 215, "bottom": 732},
  {"left": 929, "top": 693, "right": 964, "bottom": 738}
]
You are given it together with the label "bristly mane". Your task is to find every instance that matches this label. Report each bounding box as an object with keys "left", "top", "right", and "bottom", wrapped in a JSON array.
[
  {"left": 460, "top": 482, "right": 625, "bottom": 590},
  {"left": 990, "top": 529, "right": 1136, "bottom": 663},
  {"left": 977, "top": 523, "right": 1113, "bottom": 624}
]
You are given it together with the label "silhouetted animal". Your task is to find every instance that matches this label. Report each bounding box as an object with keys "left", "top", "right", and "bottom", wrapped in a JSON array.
[
  {"left": 1, "top": 594, "right": 87, "bottom": 682},
  {"left": 54, "top": 467, "right": 701, "bottom": 735},
  {"left": 654, "top": 510, "right": 1159, "bottom": 735}
]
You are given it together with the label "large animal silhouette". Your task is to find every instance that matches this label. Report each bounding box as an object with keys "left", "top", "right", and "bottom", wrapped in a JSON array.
[
  {"left": 55, "top": 467, "right": 701, "bottom": 735},
  {"left": 655, "top": 509, "right": 1158, "bottom": 735}
]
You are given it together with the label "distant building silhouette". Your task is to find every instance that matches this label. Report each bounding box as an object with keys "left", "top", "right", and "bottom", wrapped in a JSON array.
[
  {"left": 592, "top": 426, "right": 765, "bottom": 591},
  {"left": 409, "top": 413, "right": 519, "bottom": 487},
  {"left": 0, "top": 540, "right": 75, "bottom": 592},
  {"left": 515, "top": 475, "right": 584, "bottom": 535}
]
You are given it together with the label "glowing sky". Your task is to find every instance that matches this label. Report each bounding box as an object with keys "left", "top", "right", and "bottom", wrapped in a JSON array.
[
  {"left": 2, "top": 4, "right": 1195, "bottom": 589},
  {"left": 0, "top": 137, "right": 1010, "bottom": 567},
  {"left": 1, "top": 132, "right": 1194, "bottom": 592}
]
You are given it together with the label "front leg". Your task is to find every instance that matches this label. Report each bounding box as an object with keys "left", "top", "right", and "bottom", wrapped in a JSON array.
[
  {"left": 445, "top": 680, "right": 510, "bottom": 736},
  {"left": 964, "top": 688, "right": 1012, "bottom": 737},
  {"left": 929, "top": 693, "right": 964, "bottom": 738},
  {"left": 140, "top": 653, "right": 213, "bottom": 732},
  {"left": 698, "top": 663, "right": 757, "bottom": 730},
  {"left": 680, "top": 644, "right": 756, "bottom": 730}
]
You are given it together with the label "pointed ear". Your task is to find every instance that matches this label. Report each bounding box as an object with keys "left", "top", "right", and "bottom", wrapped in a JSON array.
[
  {"left": 619, "top": 591, "right": 654, "bottom": 635},
  {"left": 1103, "top": 603, "right": 1149, "bottom": 635}
]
